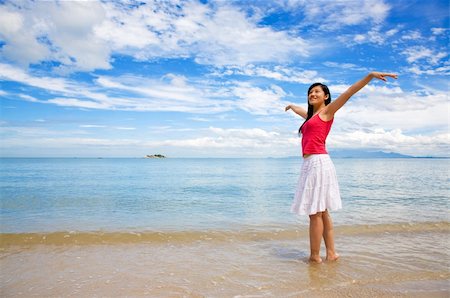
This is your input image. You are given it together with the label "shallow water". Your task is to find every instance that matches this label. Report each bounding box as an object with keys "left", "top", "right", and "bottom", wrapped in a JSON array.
[{"left": 1, "top": 225, "right": 449, "bottom": 297}]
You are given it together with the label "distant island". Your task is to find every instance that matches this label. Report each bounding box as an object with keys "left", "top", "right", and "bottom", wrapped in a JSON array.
[
  {"left": 144, "top": 154, "right": 166, "bottom": 158},
  {"left": 328, "top": 150, "right": 412, "bottom": 158},
  {"left": 284, "top": 150, "right": 416, "bottom": 159}
]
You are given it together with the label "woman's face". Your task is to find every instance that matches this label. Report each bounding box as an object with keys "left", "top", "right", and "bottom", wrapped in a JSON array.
[{"left": 308, "top": 85, "right": 329, "bottom": 106}]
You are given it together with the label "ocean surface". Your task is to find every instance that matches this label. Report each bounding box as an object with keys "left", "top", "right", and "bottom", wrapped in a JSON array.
[
  {"left": 1, "top": 157, "right": 449, "bottom": 297},
  {"left": 0, "top": 157, "right": 448, "bottom": 233}
]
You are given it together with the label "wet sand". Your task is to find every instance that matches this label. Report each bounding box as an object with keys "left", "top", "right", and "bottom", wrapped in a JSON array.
[{"left": 1, "top": 223, "right": 449, "bottom": 297}]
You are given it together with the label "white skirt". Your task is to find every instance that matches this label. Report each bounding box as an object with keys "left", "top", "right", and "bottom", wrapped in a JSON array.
[{"left": 291, "top": 154, "right": 342, "bottom": 215}]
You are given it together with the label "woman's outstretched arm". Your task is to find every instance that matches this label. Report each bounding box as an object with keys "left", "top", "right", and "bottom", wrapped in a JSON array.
[
  {"left": 323, "top": 72, "right": 397, "bottom": 119},
  {"left": 285, "top": 104, "right": 307, "bottom": 119}
]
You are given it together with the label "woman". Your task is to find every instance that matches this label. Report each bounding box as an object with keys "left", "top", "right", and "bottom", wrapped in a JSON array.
[{"left": 285, "top": 72, "right": 398, "bottom": 263}]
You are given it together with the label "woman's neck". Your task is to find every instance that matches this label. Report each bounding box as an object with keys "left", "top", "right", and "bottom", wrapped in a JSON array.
[{"left": 313, "top": 103, "right": 326, "bottom": 114}]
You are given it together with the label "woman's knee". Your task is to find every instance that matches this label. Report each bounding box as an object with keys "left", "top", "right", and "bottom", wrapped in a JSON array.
[{"left": 309, "top": 212, "right": 323, "bottom": 220}]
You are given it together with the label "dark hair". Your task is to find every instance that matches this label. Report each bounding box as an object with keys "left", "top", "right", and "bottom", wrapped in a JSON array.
[{"left": 298, "top": 83, "right": 331, "bottom": 134}]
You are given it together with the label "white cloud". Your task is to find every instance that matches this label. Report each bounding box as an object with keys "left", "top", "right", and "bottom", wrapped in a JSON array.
[
  {"left": 0, "top": 5, "right": 50, "bottom": 66},
  {"left": 0, "top": 1, "right": 110, "bottom": 71},
  {"left": 431, "top": 28, "right": 447, "bottom": 35},
  {"left": 401, "top": 30, "right": 422, "bottom": 41},
  {"left": 402, "top": 46, "right": 447, "bottom": 65},
  {"left": 335, "top": 86, "right": 449, "bottom": 134},
  {"left": 146, "top": 126, "right": 297, "bottom": 157},
  {"left": 0, "top": 0, "right": 312, "bottom": 71},
  {"left": 186, "top": 4, "right": 309, "bottom": 65},
  {"left": 114, "top": 127, "right": 136, "bottom": 130},
  {"left": 45, "top": 1, "right": 111, "bottom": 71},
  {"left": 0, "top": 64, "right": 231, "bottom": 113},
  {"left": 94, "top": 2, "right": 161, "bottom": 50},
  {"left": 231, "top": 83, "right": 288, "bottom": 115},
  {"left": 19, "top": 94, "right": 39, "bottom": 102},
  {"left": 209, "top": 127, "right": 280, "bottom": 139},
  {"left": 2, "top": 119, "right": 448, "bottom": 157},
  {"left": 188, "top": 117, "right": 211, "bottom": 122},
  {"left": 0, "top": 124, "right": 296, "bottom": 157},
  {"left": 0, "top": 63, "right": 80, "bottom": 94},
  {"left": 323, "top": 62, "right": 368, "bottom": 71},
  {"left": 329, "top": 129, "right": 450, "bottom": 157},
  {"left": 386, "top": 28, "right": 400, "bottom": 37},
  {"left": 406, "top": 65, "right": 450, "bottom": 76},
  {"left": 215, "top": 65, "right": 326, "bottom": 83},
  {"left": 47, "top": 97, "right": 110, "bottom": 110},
  {"left": 0, "top": 6, "right": 22, "bottom": 35},
  {"left": 343, "top": 26, "right": 397, "bottom": 46},
  {"left": 0, "top": 125, "right": 90, "bottom": 140},
  {"left": 95, "top": 74, "right": 211, "bottom": 105},
  {"left": 2, "top": 63, "right": 300, "bottom": 116},
  {"left": 283, "top": 0, "right": 390, "bottom": 30},
  {"left": 80, "top": 125, "right": 107, "bottom": 128}
]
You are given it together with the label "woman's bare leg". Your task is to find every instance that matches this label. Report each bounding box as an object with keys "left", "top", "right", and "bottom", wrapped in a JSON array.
[
  {"left": 322, "top": 210, "right": 339, "bottom": 261},
  {"left": 309, "top": 212, "right": 323, "bottom": 263}
]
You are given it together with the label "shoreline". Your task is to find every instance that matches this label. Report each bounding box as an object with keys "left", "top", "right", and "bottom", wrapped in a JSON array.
[{"left": 1, "top": 221, "right": 449, "bottom": 246}]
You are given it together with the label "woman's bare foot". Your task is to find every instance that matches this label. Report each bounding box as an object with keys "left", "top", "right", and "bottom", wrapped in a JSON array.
[
  {"left": 309, "top": 256, "right": 323, "bottom": 263},
  {"left": 326, "top": 253, "right": 340, "bottom": 262}
]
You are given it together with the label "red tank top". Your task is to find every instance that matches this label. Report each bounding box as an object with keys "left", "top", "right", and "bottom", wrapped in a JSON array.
[{"left": 301, "top": 112, "right": 333, "bottom": 155}]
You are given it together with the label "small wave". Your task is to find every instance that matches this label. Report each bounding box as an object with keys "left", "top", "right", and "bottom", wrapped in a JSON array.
[{"left": 1, "top": 221, "right": 448, "bottom": 246}]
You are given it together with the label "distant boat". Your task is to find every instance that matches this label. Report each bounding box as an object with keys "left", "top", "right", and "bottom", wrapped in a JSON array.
[{"left": 145, "top": 154, "right": 166, "bottom": 159}]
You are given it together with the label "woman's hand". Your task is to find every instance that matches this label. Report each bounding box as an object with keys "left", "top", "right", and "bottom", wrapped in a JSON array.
[
  {"left": 370, "top": 72, "right": 398, "bottom": 82},
  {"left": 285, "top": 104, "right": 307, "bottom": 119}
]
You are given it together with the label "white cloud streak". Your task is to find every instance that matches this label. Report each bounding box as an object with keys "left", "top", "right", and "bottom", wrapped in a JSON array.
[
  {"left": 0, "top": 63, "right": 230, "bottom": 113},
  {"left": 402, "top": 46, "right": 447, "bottom": 65},
  {"left": 329, "top": 129, "right": 449, "bottom": 157},
  {"left": 213, "top": 65, "right": 326, "bottom": 84},
  {"left": 282, "top": 0, "right": 390, "bottom": 29},
  {"left": 232, "top": 83, "right": 288, "bottom": 115},
  {"left": 0, "top": 63, "right": 294, "bottom": 115},
  {"left": 2, "top": 124, "right": 448, "bottom": 157}
]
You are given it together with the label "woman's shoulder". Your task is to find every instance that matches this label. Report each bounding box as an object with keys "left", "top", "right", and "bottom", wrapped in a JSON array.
[{"left": 318, "top": 108, "right": 334, "bottom": 122}]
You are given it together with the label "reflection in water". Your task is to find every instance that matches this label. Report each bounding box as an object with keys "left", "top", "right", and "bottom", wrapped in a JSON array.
[{"left": 271, "top": 246, "right": 308, "bottom": 261}]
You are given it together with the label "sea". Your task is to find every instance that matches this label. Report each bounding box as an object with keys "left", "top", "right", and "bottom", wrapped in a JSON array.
[{"left": 1, "top": 157, "right": 449, "bottom": 297}]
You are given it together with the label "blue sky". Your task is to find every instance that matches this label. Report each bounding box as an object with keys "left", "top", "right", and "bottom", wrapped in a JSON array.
[{"left": 0, "top": 0, "right": 448, "bottom": 157}]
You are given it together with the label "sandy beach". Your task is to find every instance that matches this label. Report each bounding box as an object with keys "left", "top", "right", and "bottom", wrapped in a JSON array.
[{"left": 2, "top": 222, "right": 449, "bottom": 297}]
